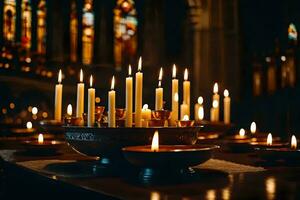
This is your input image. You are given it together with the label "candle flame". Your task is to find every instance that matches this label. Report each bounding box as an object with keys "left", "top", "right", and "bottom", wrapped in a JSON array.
[
  {"left": 26, "top": 121, "right": 32, "bottom": 129},
  {"left": 172, "top": 64, "right": 176, "bottom": 78},
  {"left": 151, "top": 131, "right": 159, "bottom": 152},
  {"left": 158, "top": 80, "right": 161, "bottom": 87},
  {"left": 239, "top": 128, "right": 246, "bottom": 137},
  {"left": 250, "top": 122, "right": 256, "bottom": 134},
  {"left": 38, "top": 133, "right": 44, "bottom": 144},
  {"left": 212, "top": 100, "right": 218, "bottom": 108},
  {"left": 213, "top": 83, "right": 218, "bottom": 94},
  {"left": 79, "top": 69, "right": 83, "bottom": 82},
  {"left": 128, "top": 65, "right": 132, "bottom": 76},
  {"left": 58, "top": 69, "right": 62, "bottom": 83},
  {"left": 142, "top": 104, "right": 149, "bottom": 110},
  {"left": 138, "top": 57, "right": 142, "bottom": 71},
  {"left": 111, "top": 76, "right": 115, "bottom": 90},
  {"left": 183, "top": 115, "right": 189, "bottom": 121},
  {"left": 267, "top": 133, "right": 272, "bottom": 146},
  {"left": 198, "top": 107, "right": 204, "bottom": 120},
  {"left": 89, "top": 75, "right": 93, "bottom": 87},
  {"left": 224, "top": 89, "right": 229, "bottom": 97},
  {"left": 158, "top": 67, "right": 163, "bottom": 81},
  {"left": 291, "top": 135, "right": 297, "bottom": 150},
  {"left": 174, "top": 92, "right": 179, "bottom": 102},
  {"left": 197, "top": 96, "right": 203, "bottom": 104},
  {"left": 184, "top": 68, "right": 188, "bottom": 81},
  {"left": 67, "top": 104, "right": 72, "bottom": 116}
]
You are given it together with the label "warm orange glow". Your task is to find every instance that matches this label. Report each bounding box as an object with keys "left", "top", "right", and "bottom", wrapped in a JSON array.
[
  {"left": 158, "top": 67, "right": 163, "bottom": 81},
  {"left": 26, "top": 121, "right": 32, "bottom": 129},
  {"left": 250, "top": 122, "right": 256, "bottom": 134},
  {"left": 111, "top": 76, "right": 115, "bottom": 90},
  {"left": 184, "top": 68, "right": 188, "bottom": 81},
  {"left": 174, "top": 93, "right": 179, "bottom": 102},
  {"left": 151, "top": 131, "right": 159, "bottom": 152},
  {"left": 172, "top": 64, "right": 176, "bottom": 79},
  {"left": 213, "top": 83, "right": 218, "bottom": 94},
  {"left": 198, "top": 107, "right": 204, "bottom": 120},
  {"left": 239, "top": 128, "right": 246, "bottom": 137},
  {"left": 212, "top": 100, "right": 218, "bottom": 108},
  {"left": 183, "top": 115, "right": 189, "bottom": 121},
  {"left": 142, "top": 104, "right": 149, "bottom": 110},
  {"left": 224, "top": 89, "right": 229, "bottom": 97},
  {"left": 197, "top": 96, "right": 203, "bottom": 104},
  {"left": 267, "top": 133, "right": 272, "bottom": 146},
  {"left": 58, "top": 69, "right": 62, "bottom": 83},
  {"left": 128, "top": 65, "right": 132, "bottom": 76},
  {"left": 89, "top": 75, "right": 93, "bottom": 87},
  {"left": 291, "top": 135, "right": 297, "bottom": 150},
  {"left": 38, "top": 133, "right": 44, "bottom": 144},
  {"left": 138, "top": 57, "right": 142, "bottom": 71},
  {"left": 79, "top": 69, "right": 83, "bottom": 82},
  {"left": 67, "top": 104, "right": 72, "bottom": 116}
]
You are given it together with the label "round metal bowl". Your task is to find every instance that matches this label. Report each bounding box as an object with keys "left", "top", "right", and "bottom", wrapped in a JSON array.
[{"left": 64, "top": 126, "right": 202, "bottom": 166}]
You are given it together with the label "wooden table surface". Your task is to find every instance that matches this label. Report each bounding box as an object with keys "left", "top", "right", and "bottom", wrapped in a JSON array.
[{"left": 1, "top": 138, "right": 300, "bottom": 200}]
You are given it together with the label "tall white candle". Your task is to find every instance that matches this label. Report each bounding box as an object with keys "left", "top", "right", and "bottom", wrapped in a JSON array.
[
  {"left": 108, "top": 76, "right": 116, "bottom": 127},
  {"left": 76, "top": 69, "right": 85, "bottom": 118},
  {"left": 125, "top": 65, "right": 133, "bottom": 127},
  {"left": 223, "top": 89, "right": 231, "bottom": 124},
  {"left": 180, "top": 103, "right": 189, "bottom": 120},
  {"left": 194, "top": 96, "right": 204, "bottom": 121},
  {"left": 171, "top": 64, "right": 179, "bottom": 124},
  {"left": 135, "top": 57, "right": 143, "bottom": 127},
  {"left": 183, "top": 68, "right": 190, "bottom": 107},
  {"left": 54, "top": 69, "right": 63, "bottom": 122},
  {"left": 155, "top": 67, "right": 163, "bottom": 110},
  {"left": 88, "top": 75, "right": 95, "bottom": 127},
  {"left": 212, "top": 83, "right": 220, "bottom": 121},
  {"left": 210, "top": 100, "right": 218, "bottom": 122}
]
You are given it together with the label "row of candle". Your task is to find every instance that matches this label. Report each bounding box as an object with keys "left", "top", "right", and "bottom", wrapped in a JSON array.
[{"left": 54, "top": 57, "right": 232, "bottom": 127}]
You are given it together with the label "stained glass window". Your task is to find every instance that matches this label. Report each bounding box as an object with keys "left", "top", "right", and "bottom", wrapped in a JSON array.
[
  {"left": 37, "top": 0, "right": 46, "bottom": 54},
  {"left": 21, "top": 0, "right": 32, "bottom": 49},
  {"left": 70, "top": 0, "right": 78, "bottom": 63},
  {"left": 114, "top": 0, "right": 138, "bottom": 69},
  {"left": 82, "top": 0, "right": 94, "bottom": 65},
  {"left": 3, "top": 0, "right": 16, "bottom": 42}
]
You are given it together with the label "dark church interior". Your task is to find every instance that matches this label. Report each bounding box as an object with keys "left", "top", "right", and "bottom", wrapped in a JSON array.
[{"left": 1, "top": 0, "right": 300, "bottom": 199}]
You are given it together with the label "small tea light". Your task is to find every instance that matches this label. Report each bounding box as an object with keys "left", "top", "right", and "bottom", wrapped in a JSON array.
[
  {"left": 291, "top": 135, "right": 297, "bottom": 150},
  {"left": 151, "top": 130, "right": 159, "bottom": 152},
  {"left": 250, "top": 122, "right": 256, "bottom": 134},
  {"left": 177, "top": 115, "right": 194, "bottom": 127},
  {"left": 38, "top": 133, "right": 44, "bottom": 144},
  {"left": 250, "top": 133, "right": 285, "bottom": 148},
  {"left": 26, "top": 121, "right": 33, "bottom": 129},
  {"left": 267, "top": 133, "right": 272, "bottom": 146},
  {"left": 235, "top": 128, "right": 247, "bottom": 139}
]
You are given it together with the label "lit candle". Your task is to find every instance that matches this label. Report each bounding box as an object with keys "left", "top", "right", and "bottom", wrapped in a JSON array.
[
  {"left": 291, "top": 135, "right": 297, "bottom": 150},
  {"left": 180, "top": 103, "right": 189, "bottom": 120},
  {"left": 38, "top": 133, "right": 44, "bottom": 144},
  {"left": 88, "top": 75, "right": 95, "bottom": 127},
  {"left": 210, "top": 100, "right": 218, "bottom": 122},
  {"left": 267, "top": 133, "right": 272, "bottom": 146},
  {"left": 151, "top": 130, "right": 159, "bottom": 152},
  {"left": 108, "top": 76, "right": 116, "bottom": 128},
  {"left": 212, "top": 83, "right": 220, "bottom": 121},
  {"left": 171, "top": 65, "right": 179, "bottom": 124},
  {"left": 26, "top": 121, "right": 32, "bottom": 129},
  {"left": 194, "top": 96, "right": 204, "bottom": 121},
  {"left": 125, "top": 65, "right": 133, "bottom": 127},
  {"left": 54, "top": 69, "right": 63, "bottom": 121},
  {"left": 76, "top": 69, "right": 84, "bottom": 118},
  {"left": 223, "top": 89, "right": 231, "bottom": 124},
  {"left": 183, "top": 68, "right": 190, "bottom": 108},
  {"left": 67, "top": 104, "right": 72, "bottom": 117},
  {"left": 250, "top": 122, "right": 256, "bottom": 134},
  {"left": 239, "top": 128, "right": 246, "bottom": 138},
  {"left": 141, "top": 104, "right": 151, "bottom": 127},
  {"left": 135, "top": 57, "right": 143, "bottom": 127},
  {"left": 155, "top": 67, "right": 163, "bottom": 110}
]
